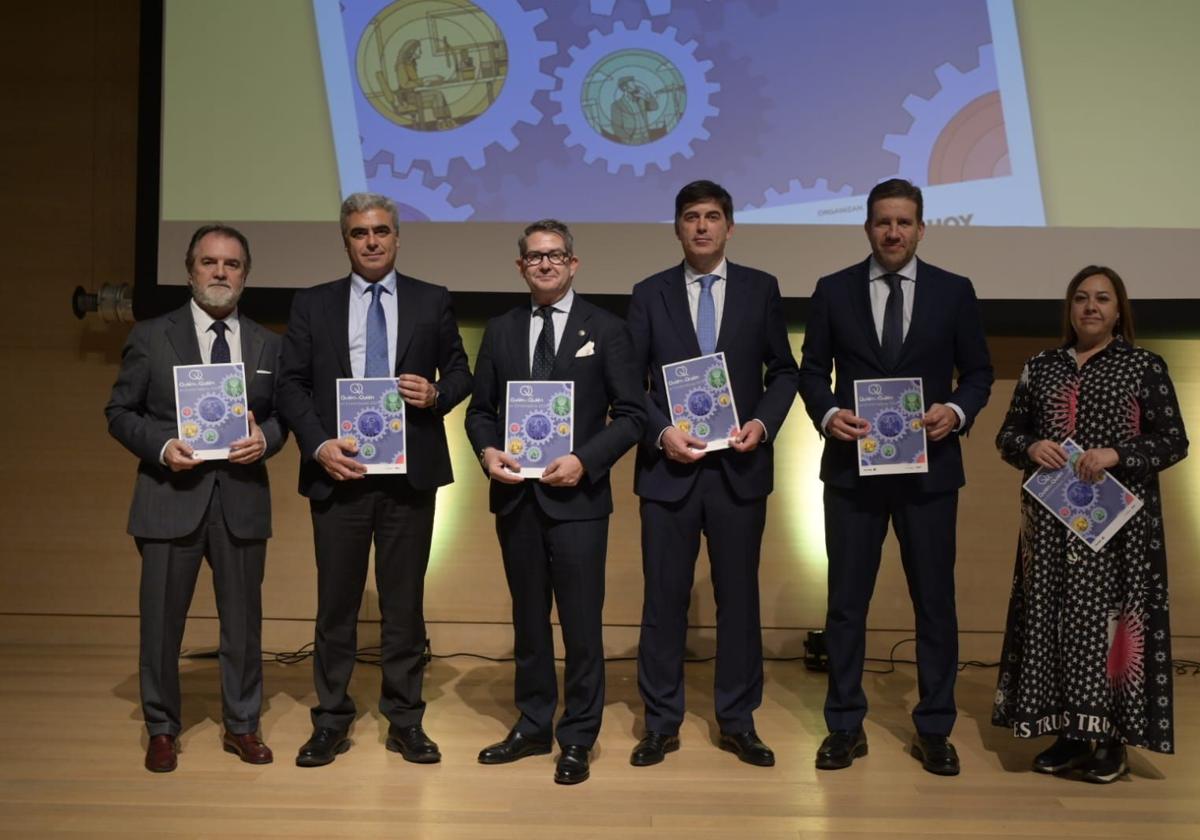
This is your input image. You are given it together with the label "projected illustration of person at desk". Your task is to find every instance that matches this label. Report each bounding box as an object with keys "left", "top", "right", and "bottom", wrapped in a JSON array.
[
  {"left": 356, "top": 0, "right": 507, "bottom": 132},
  {"left": 610, "top": 76, "right": 659, "bottom": 145},
  {"left": 581, "top": 48, "right": 684, "bottom": 147}
]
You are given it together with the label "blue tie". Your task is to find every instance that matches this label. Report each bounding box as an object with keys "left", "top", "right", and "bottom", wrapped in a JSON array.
[
  {"left": 365, "top": 283, "right": 390, "bottom": 377},
  {"left": 696, "top": 274, "right": 718, "bottom": 355},
  {"left": 210, "top": 321, "right": 230, "bottom": 364}
]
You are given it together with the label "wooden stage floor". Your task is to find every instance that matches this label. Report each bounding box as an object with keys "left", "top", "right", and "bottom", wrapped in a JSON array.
[{"left": 1, "top": 642, "right": 1197, "bottom": 838}]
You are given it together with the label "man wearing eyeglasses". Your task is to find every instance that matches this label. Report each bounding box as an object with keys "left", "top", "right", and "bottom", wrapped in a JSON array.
[
  {"left": 277, "top": 192, "right": 472, "bottom": 768},
  {"left": 465, "top": 219, "right": 645, "bottom": 784},
  {"left": 626, "top": 181, "right": 799, "bottom": 768}
]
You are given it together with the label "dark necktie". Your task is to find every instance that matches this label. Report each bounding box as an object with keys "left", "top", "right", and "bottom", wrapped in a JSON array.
[
  {"left": 365, "top": 283, "right": 390, "bottom": 377},
  {"left": 531, "top": 306, "right": 556, "bottom": 379},
  {"left": 880, "top": 273, "right": 904, "bottom": 367},
  {"left": 696, "top": 274, "right": 718, "bottom": 354},
  {"left": 210, "top": 321, "right": 230, "bottom": 364}
]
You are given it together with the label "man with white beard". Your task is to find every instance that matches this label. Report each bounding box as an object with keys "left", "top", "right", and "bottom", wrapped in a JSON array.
[{"left": 106, "top": 224, "right": 288, "bottom": 772}]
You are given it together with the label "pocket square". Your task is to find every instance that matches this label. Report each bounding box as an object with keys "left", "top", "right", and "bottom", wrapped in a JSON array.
[
  {"left": 256, "top": 369, "right": 273, "bottom": 374},
  {"left": 575, "top": 340, "right": 595, "bottom": 358}
]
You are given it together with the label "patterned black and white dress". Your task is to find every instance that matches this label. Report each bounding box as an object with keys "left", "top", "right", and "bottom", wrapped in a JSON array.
[{"left": 992, "top": 337, "right": 1188, "bottom": 752}]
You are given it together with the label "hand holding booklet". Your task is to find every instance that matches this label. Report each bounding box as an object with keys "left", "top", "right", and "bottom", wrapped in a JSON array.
[
  {"left": 662, "top": 352, "right": 740, "bottom": 452},
  {"left": 174, "top": 363, "right": 249, "bottom": 460},
  {"left": 1022, "top": 437, "right": 1142, "bottom": 552}
]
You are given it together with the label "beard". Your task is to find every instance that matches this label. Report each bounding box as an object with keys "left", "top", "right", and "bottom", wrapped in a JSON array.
[{"left": 190, "top": 281, "right": 242, "bottom": 313}]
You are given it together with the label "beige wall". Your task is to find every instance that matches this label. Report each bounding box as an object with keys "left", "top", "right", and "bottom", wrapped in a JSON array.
[{"left": 1, "top": 3, "right": 1196, "bottom": 660}]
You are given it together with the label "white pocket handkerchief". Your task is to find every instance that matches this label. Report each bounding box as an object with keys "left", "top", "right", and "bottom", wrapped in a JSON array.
[
  {"left": 256, "top": 369, "right": 273, "bottom": 374},
  {"left": 575, "top": 340, "right": 595, "bottom": 358}
]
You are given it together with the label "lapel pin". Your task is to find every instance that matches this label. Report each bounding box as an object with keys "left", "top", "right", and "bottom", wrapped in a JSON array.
[{"left": 578, "top": 330, "right": 585, "bottom": 336}]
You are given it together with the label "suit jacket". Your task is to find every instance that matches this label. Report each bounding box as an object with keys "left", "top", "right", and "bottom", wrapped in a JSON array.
[
  {"left": 627, "top": 261, "right": 800, "bottom": 503},
  {"left": 105, "top": 303, "right": 288, "bottom": 540},
  {"left": 276, "top": 273, "right": 472, "bottom": 499},
  {"left": 798, "top": 257, "right": 994, "bottom": 492},
  {"left": 464, "top": 295, "right": 645, "bottom": 520}
]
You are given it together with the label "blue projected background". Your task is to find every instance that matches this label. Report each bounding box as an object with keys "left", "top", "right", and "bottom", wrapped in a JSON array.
[{"left": 314, "top": 0, "right": 1044, "bottom": 226}]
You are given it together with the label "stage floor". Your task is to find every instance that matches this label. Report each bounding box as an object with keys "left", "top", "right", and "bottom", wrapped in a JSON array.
[{"left": 1, "top": 643, "right": 1197, "bottom": 838}]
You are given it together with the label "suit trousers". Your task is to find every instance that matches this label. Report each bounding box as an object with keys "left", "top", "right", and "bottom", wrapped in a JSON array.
[
  {"left": 309, "top": 478, "right": 435, "bottom": 732},
  {"left": 822, "top": 482, "right": 959, "bottom": 736},
  {"left": 136, "top": 487, "right": 265, "bottom": 737},
  {"left": 637, "top": 461, "right": 767, "bottom": 735},
  {"left": 496, "top": 491, "right": 608, "bottom": 748}
]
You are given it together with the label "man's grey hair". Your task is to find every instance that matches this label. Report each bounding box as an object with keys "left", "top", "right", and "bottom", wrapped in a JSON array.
[
  {"left": 518, "top": 218, "right": 574, "bottom": 256},
  {"left": 340, "top": 192, "right": 400, "bottom": 238}
]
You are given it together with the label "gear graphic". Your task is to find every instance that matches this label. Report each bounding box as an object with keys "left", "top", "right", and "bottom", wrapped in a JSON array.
[
  {"left": 366, "top": 153, "right": 474, "bottom": 221},
  {"left": 352, "top": 408, "right": 388, "bottom": 443},
  {"left": 740, "top": 177, "right": 854, "bottom": 212},
  {"left": 353, "top": 0, "right": 557, "bottom": 177},
  {"left": 550, "top": 20, "right": 719, "bottom": 176},
  {"left": 220, "top": 373, "right": 245, "bottom": 403},
  {"left": 588, "top": 0, "right": 710, "bottom": 15},
  {"left": 882, "top": 44, "right": 1001, "bottom": 186}
]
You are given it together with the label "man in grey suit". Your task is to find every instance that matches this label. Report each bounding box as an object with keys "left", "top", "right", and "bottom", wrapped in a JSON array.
[{"left": 106, "top": 224, "right": 288, "bottom": 773}]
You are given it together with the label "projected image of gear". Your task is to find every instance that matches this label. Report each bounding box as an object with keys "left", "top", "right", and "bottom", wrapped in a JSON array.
[
  {"left": 588, "top": 0, "right": 708, "bottom": 15},
  {"left": 367, "top": 156, "right": 475, "bottom": 221},
  {"left": 353, "top": 408, "right": 388, "bottom": 443},
  {"left": 882, "top": 44, "right": 1009, "bottom": 186},
  {"left": 551, "top": 21, "right": 719, "bottom": 176},
  {"left": 356, "top": 0, "right": 556, "bottom": 176},
  {"left": 741, "top": 177, "right": 854, "bottom": 212}
]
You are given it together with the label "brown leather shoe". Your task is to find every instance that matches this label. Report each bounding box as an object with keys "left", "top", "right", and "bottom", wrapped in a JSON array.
[
  {"left": 223, "top": 731, "right": 274, "bottom": 765},
  {"left": 145, "top": 734, "right": 178, "bottom": 773}
]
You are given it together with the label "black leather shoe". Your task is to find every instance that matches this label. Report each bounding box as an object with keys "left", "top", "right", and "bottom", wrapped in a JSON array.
[
  {"left": 554, "top": 744, "right": 591, "bottom": 784},
  {"left": 296, "top": 727, "right": 350, "bottom": 768},
  {"left": 1032, "top": 736, "right": 1092, "bottom": 774},
  {"left": 912, "top": 734, "right": 960, "bottom": 776},
  {"left": 478, "top": 730, "right": 552, "bottom": 765},
  {"left": 386, "top": 724, "right": 442, "bottom": 764},
  {"left": 719, "top": 730, "right": 775, "bottom": 767},
  {"left": 630, "top": 732, "right": 680, "bottom": 767},
  {"left": 1079, "top": 740, "right": 1127, "bottom": 784},
  {"left": 815, "top": 729, "right": 868, "bottom": 770}
]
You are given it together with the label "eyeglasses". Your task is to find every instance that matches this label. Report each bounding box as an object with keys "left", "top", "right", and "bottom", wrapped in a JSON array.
[{"left": 521, "top": 250, "right": 571, "bottom": 266}]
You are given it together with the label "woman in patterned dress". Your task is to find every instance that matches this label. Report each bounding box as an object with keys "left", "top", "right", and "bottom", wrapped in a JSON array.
[{"left": 992, "top": 266, "right": 1188, "bottom": 783}]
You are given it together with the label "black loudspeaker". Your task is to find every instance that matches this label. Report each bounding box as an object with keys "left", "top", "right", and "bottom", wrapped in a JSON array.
[{"left": 803, "top": 630, "right": 829, "bottom": 672}]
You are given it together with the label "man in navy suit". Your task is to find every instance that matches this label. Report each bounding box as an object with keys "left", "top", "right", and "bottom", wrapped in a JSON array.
[
  {"left": 465, "top": 220, "right": 645, "bottom": 784},
  {"left": 798, "top": 179, "right": 993, "bottom": 776},
  {"left": 106, "top": 224, "right": 288, "bottom": 772},
  {"left": 626, "top": 181, "right": 799, "bottom": 767},
  {"left": 277, "top": 193, "right": 472, "bottom": 768}
]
